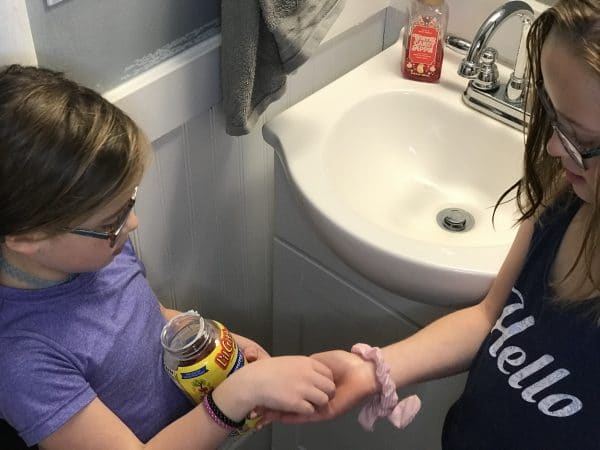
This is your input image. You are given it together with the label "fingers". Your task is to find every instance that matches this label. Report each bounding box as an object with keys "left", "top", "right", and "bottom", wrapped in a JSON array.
[
  {"left": 247, "top": 355, "right": 337, "bottom": 417},
  {"left": 251, "top": 344, "right": 271, "bottom": 361},
  {"left": 244, "top": 347, "right": 258, "bottom": 362},
  {"left": 302, "top": 388, "right": 330, "bottom": 411},
  {"left": 287, "top": 364, "right": 336, "bottom": 416},
  {"left": 311, "top": 357, "right": 334, "bottom": 379},
  {"left": 242, "top": 344, "right": 271, "bottom": 363},
  {"left": 312, "top": 371, "right": 336, "bottom": 401},
  {"left": 308, "top": 358, "right": 335, "bottom": 400},
  {"left": 268, "top": 406, "right": 334, "bottom": 425},
  {"left": 233, "top": 333, "right": 271, "bottom": 362},
  {"left": 298, "top": 359, "right": 335, "bottom": 407}
]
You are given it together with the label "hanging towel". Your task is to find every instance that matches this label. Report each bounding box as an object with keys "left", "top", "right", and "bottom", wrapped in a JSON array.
[{"left": 221, "top": 0, "right": 345, "bottom": 136}]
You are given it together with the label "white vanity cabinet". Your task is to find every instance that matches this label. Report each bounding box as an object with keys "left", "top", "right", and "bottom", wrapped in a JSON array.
[{"left": 271, "top": 158, "right": 468, "bottom": 450}]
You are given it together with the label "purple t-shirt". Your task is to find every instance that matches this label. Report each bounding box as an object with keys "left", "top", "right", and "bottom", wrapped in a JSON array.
[{"left": 0, "top": 241, "right": 192, "bottom": 446}]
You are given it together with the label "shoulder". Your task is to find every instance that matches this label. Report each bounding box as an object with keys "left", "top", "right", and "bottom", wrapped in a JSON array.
[
  {"left": 120, "top": 239, "right": 141, "bottom": 263},
  {"left": 0, "top": 332, "right": 66, "bottom": 365},
  {"left": 102, "top": 239, "right": 146, "bottom": 279},
  {"left": 535, "top": 189, "right": 580, "bottom": 225},
  {"left": 479, "top": 219, "right": 534, "bottom": 319}
]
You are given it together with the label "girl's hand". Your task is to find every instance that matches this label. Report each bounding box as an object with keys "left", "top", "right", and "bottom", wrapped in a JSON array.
[
  {"left": 264, "top": 350, "right": 379, "bottom": 424},
  {"left": 213, "top": 355, "right": 335, "bottom": 422},
  {"left": 250, "top": 356, "right": 335, "bottom": 413},
  {"left": 312, "top": 350, "right": 379, "bottom": 419},
  {"left": 231, "top": 333, "right": 270, "bottom": 362}
]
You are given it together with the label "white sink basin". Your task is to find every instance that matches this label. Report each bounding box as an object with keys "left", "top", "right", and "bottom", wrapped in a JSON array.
[{"left": 263, "top": 40, "right": 524, "bottom": 306}]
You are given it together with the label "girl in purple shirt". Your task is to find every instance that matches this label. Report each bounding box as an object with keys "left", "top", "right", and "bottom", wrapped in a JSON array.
[{"left": 0, "top": 64, "right": 334, "bottom": 450}]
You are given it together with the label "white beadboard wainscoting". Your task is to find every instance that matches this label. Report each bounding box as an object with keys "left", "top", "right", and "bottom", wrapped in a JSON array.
[{"left": 107, "top": 9, "right": 391, "bottom": 350}]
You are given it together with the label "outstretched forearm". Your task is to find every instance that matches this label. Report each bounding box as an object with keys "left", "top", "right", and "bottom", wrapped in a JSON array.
[
  {"left": 384, "top": 220, "right": 534, "bottom": 388},
  {"left": 383, "top": 303, "right": 495, "bottom": 388}
]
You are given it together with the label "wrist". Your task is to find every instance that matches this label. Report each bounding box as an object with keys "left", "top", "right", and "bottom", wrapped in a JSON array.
[
  {"left": 352, "top": 344, "right": 392, "bottom": 393},
  {"left": 381, "top": 344, "right": 410, "bottom": 388},
  {"left": 360, "top": 357, "right": 380, "bottom": 396},
  {"left": 351, "top": 343, "right": 421, "bottom": 431},
  {"left": 212, "top": 368, "right": 254, "bottom": 422},
  {"left": 203, "top": 391, "right": 245, "bottom": 431}
]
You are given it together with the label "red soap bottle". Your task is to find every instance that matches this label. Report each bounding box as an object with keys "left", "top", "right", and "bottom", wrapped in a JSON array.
[{"left": 402, "top": 0, "right": 449, "bottom": 83}]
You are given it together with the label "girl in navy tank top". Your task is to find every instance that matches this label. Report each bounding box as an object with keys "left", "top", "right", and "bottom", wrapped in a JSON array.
[{"left": 283, "top": 1, "right": 600, "bottom": 448}]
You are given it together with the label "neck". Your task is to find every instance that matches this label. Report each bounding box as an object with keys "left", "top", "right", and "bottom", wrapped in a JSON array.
[{"left": 0, "top": 250, "right": 73, "bottom": 289}]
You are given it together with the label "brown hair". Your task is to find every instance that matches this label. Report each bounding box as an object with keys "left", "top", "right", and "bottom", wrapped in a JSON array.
[
  {"left": 0, "top": 65, "right": 150, "bottom": 239},
  {"left": 497, "top": 0, "right": 600, "bottom": 319}
]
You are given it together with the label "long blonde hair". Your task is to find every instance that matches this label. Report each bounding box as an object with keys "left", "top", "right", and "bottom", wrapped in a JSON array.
[{"left": 497, "top": 0, "right": 600, "bottom": 320}]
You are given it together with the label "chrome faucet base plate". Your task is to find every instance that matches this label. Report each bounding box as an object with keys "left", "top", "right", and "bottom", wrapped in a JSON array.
[{"left": 462, "top": 82, "right": 530, "bottom": 130}]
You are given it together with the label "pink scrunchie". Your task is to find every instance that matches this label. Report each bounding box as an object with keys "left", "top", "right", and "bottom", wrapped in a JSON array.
[{"left": 351, "top": 343, "right": 421, "bottom": 431}]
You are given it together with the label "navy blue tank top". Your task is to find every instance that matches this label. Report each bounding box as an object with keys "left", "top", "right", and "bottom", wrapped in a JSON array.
[{"left": 442, "top": 195, "right": 600, "bottom": 449}]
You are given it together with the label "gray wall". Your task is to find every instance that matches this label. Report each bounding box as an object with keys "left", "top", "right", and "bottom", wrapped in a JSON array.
[{"left": 25, "top": 0, "right": 220, "bottom": 91}]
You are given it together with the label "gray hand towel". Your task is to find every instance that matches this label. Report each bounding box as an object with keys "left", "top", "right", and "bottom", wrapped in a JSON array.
[{"left": 221, "top": 0, "right": 345, "bottom": 136}]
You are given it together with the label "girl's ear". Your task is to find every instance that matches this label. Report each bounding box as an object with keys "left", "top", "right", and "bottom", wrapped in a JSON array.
[{"left": 3, "top": 231, "right": 49, "bottom": 256}]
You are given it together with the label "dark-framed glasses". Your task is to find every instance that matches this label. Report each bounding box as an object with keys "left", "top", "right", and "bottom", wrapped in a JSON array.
[
  {"left": 66, "top": 186, "right": 138, "bottom": 247},
  {"left": 536, "top": 80, "right": 600, "bottom": 170}
]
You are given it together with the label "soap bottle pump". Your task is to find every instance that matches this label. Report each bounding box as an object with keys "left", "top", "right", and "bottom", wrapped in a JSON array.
[{"left": 402, "top": 0, "right": 449, "bottom": 83}]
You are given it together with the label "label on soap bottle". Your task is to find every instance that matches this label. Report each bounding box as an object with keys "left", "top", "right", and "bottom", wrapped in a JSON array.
[
  {"left": 407, "top": 25, "right": 439, "bottom": 66},
  {"left": 402, "top": 9, "right": 446, "bottom": 83}
]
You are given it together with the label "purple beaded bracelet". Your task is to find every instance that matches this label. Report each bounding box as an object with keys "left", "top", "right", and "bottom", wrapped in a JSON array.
[{"left": 202, "top": 391, "right": 245, "bottom": 431}]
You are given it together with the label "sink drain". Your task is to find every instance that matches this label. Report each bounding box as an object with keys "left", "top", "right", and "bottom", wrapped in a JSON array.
[{"left": 436, "top": 208, "right": 475, "bottom": 232}]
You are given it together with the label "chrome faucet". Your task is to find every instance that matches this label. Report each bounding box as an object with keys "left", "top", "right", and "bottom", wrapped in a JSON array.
[{"left": 451, "top": 1, "right": 534, "bottom": 129}]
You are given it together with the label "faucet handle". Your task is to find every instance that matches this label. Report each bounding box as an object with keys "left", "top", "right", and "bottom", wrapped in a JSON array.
[
  {"left": 458, "top": 59, "right": 479, "bottom": 79},
  {"left": 445, "top": 35, "right": 471, "bottom": 54},
  {"left": 473, "top": 48, "right": 499, "bottom": 91}
]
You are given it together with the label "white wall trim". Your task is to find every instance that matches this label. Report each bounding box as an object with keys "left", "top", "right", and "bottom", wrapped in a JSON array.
[
  {"left": 104, "top": 0, "right": 390, "bottom": 142},
  {"left": 0, "top": 1, "right": 37, "bottom": 66},
  {"left": 104, "top": 34, "right": 222, "bottom": 142},
  {"left": 0, "top": 0, "right": 391, "bottom": 145}
]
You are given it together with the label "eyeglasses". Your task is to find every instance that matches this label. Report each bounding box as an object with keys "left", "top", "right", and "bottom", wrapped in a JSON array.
[
  {"left": 536, "top": 80, "right": 600, "bottom": 170},
  {"left": 66, "top": 186, "right": 138, "bottom": 248}
]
